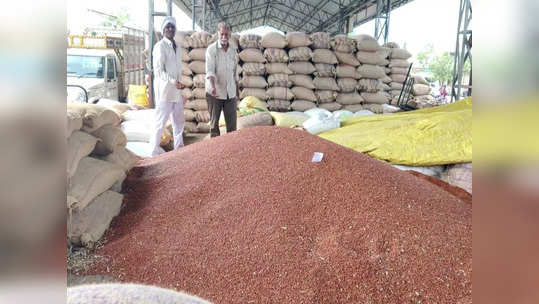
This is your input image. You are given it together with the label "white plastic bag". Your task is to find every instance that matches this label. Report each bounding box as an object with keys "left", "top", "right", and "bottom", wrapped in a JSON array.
[
  {"left": 332, "top": 110, "right": 354, "bottom": 122},
  {"left": 304, "top": 108, "right": 332, "bottom": 119},
  {"left": 302, "top": 112, "right": 340, "bottom": 135}
]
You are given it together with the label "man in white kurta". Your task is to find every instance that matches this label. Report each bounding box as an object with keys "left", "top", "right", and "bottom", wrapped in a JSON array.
[{"left": 150, "top": 16, "right": 186, "bottom": 156}]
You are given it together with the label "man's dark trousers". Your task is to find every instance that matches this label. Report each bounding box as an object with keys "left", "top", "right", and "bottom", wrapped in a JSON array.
[{"left": 206, "top": 93, "right": 237, "bottom": 137}]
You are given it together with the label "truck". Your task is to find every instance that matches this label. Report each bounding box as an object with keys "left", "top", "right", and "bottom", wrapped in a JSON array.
[{"left": 67, "top": 28, "right": 146, "bottom": 103}]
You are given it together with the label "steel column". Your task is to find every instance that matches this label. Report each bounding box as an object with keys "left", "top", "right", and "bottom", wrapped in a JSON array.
[{"left": 451, "top": 0, "right": 472, "bottom": 102}]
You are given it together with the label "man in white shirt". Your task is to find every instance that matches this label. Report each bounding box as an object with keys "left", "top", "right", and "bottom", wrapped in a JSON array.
[
  {"left": 150, "top": 16, "right": 186, "bottom": 156},
  {"left": 205, "top": 22, "right": 239, "bottom": 137}
]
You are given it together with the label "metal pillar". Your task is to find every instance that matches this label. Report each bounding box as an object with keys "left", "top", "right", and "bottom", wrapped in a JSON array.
[
  {"left": 374, "top": 0, "right": 390, "bottom": 44},
  {"left": 451, "top": 0, "right": 472, "bottom": 102},
  {"left": 202, "top": 0, "right": 206, "bottom": 29},
  {"left": 148, "top": 0, "right": 172, "bottom": 108}
]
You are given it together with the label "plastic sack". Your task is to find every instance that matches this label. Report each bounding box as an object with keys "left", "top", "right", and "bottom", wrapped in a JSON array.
[
  {"left": 354, "top": 110, "right": 375, "bottom": 116},
  {"left": 302, "top": 112, "right": 341, "bottom": 135},
  {"left": 269, "top": 111, "right": 309, "bottom": 127},
  {"left": 127, "top": 85, "right": 149, "bottom": 107},
  {"left": 332, "top": 110, "right": 354, "bottom": 122},
  {"left": 304, "top": 108, "right": 332, "bottom": 118},
  {"left": 239, "top": 96, "right": 268, "bottom": 111}
]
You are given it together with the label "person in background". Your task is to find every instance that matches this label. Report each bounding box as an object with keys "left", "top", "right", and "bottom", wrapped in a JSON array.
[
  {"left": 205, "top": 22, "right": 239, "bottom": 138},
  {"left": 440, "top": 85, "right": 448, "bottom": 102},
  {"left": 150, "top": 16, "right": 186, "bottom": 156}
]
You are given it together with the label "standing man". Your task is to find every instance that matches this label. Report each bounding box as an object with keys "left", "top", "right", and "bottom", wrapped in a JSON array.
[
  {"left": 150, "top": 16, "right": 186, "bottom": 156},
  {"left": 205, "top": 22, "right": 239, "bottom": 137}
]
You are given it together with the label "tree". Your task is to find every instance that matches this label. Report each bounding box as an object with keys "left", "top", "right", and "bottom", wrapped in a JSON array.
[
  {"left": 416, "top": 44, "right": 433, "bottom": 70},
  {"left": 101, "top": 12, "right": 130, "bottom": 29},
  {"left": 429, "top": 52, "right": 454, "bottom": 86}
]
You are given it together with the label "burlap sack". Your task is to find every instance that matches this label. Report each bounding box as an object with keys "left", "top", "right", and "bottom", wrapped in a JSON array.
[
  {"left": 335, "top": 51, "right": 360, "bottom": 66},
  {"left": 391, "top": 67, "right": 409, "bottom": 75},
  {"left": 388, "top": 59, "right": 410, "bottom": 68},
  {"left": 443, "top": 163, "right": 473, "bottom": 194},
  {"left": 239, "top": 48, "right": 266, "bottom": 63},
  {"left": 266, "top": 63, "right": 293, "bottom": 74},
  {"left": 291, "top": 86, "right": 317, "bottom": 102},
  {"left": 91, "top": 125, "right": 127, "bottom": 156},
  {"left": 390, "top": 90, "right": 403, "bottom": 97},
  {"left": 193, "top": 88, "right": 206, "bottom": 99},
  {"left": 314, "top": 63, "right": 336, "bottom": 77},
  {"left": 67, "top": 104, "right": 121, "bottom": 133},
  {"left": 330, "top": 35, "right": 356, "bottom": 53},
  {"left": 189, "top": 48, "right": 206, "bottom": 61},
  {"left": 343, "top": 104, "right": 364, "bottom": 112},
  {"left": 319, "top": 102, "right": 342, "bottom": 111},
  {"left": 291, "top": 100, "right": 317, "bottom": 112},
  {"left": 362, "top": 103, "right": 384, "bottom": 113},
  {"left": 352, "top": 34, "right": 379, "bottom": 52},
  {"left": 229, "top": 34, "right": 240, "bottom": 49},
  {"left": 266, "top": 87, "right": 294, "bottom": 100},
  {"left": 356, "top": 51, "right": 387, "bottom": 65},
  {"left": 67, "top": 110, "right": 83, "bottom": 138},
  {"left": 357, "top": 64, "right": 386, "bottom": 79},
  {"left": 381, "top": 75, "right": 392, "bottom": 83},
  {"left": 267, "top": 99, "right": 291, "bottom": 111},
  {"left": 312, "top": 49, "right": 338, "bottom": 64},
  {"left": 239, "top": 34, "right": 261, "bottom": 49},
  {"left": 188, "top": 61, "right": 206, "bottom": 74},
  {"left": 181, "top": 75, "right": 194, "bottom": 87},
  {"left": 261, "top": 32, "right": 287, "bottom": 48},
  {"left": 390, "top": 82, "right": 404, "bottom": 90},
  {"left": 413, "top": 75, "right": 429, "bottom": 85},
  {"left": 358, "top": 78, "right": 384, "bottom": 93},
  {"left": 267, "top": 74, "right": 292, "bottom": 87},
  {"left": 315, "top": 90, "right": 337, "bottom": 103},
  {"left": 181, "top": 88, "right": 193, "bottom": 100},
  {"left": 288, "top": 47, "right": 312, "bottom": 61},
  {"left": 313, "top": 77, "right": 339, "bottom": 91},
  {"left": 286, "top": 32, "right": 312, "bottom": 48},
  {"left": 361, "top": 92, "right": 391, "bottom": 104},
  {"left": 184, "top": 121, "right": 198, "bottom": 133},
  {"left": 390, "top": 73, "right": 407, "bottom": 83},
  {"left": 336, "top": 92, "right": 364, "bottom": 105},
  {"left": 240, "top": 88, "right": 267, "bottom": 100},
  {"left": 67, "top": 131, "right": 99, "bottom": 179},
  {"left": 181, "top": 65, "right": 193, "bottom": 75},
  {"left": 237, "top": 112, "right": 274, "bottom": 129},
  {"left": 185, "top": 99, "right": 208, "bottom": 111},
  {"left": 68, "top": 190, "right": 123, "bottom": 247},
  {"left": 100, "top": 146, "right": 140, "bottom": 172},
  {"left": 180, "top": 48, "right": 191, "bottom": 62},
  {"left": 96, "top": 98, "right": 131, "bottom": 116},
  {"left": 175, "top": 31, "right": 193, "bottom": 48},
  {"left": 384, "top": 41, "right": 400, "bottom": 49},
  {"left": 380, "top": 82, "right": 391, "bottom": 91},
  {"left": 310, "top": 32, "right": 330, "bottom": 49},
  {"left": 242, "top": 62, "right": 266, "bottom": 76},
  {"left": 195, "top": 122, "right": 210, "bottom": 133},
  {"left": 390, "top": 48, "right": 412, "bottom": 60},
  {"left": 184, "top": 109, "right": 196, "bottom": 121},
  {"left": 288, "top": 61, "right": 316, "bottom": 74},
  {"left": 289, "top": 74, "right": 315, "bottom": 89},
  {"left": 264, "top": 48, "right": 289, "bottom": 63},
  {"left": 194, "top": 110, "right": 210, "bottom": 123},
  {"left": 337, "top": 78, "right": 358, "bottom": 93},
  {"left": 240, "top": 76, "right": 268, "bottom": 88},
  {"left": 412, "top": 84, "right": 431, "bottom": 96},
  {"left": 193, "top": 74, "right": 206, "bottom": 88},
  {"left": 190, "top": 31, "right": 212, "bottom": 48},
  {"left": 336, "top": 65, "right": 360, "bottom": 79},
  {"left": 68, "top": 157, "right": 125, "bottom": 211}
]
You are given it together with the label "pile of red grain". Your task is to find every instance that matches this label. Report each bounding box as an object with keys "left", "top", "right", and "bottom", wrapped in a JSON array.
[{"left": 87, "top": 126, "right": 472, "bottom": 303}]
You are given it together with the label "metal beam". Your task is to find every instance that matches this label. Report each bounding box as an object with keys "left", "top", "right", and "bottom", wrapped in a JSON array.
[
  {"left": 374, "top": 0, "right": 390, "bottom": 44},
  {"left": 451, "top": 0, "right": 472, "bottom": 101},
  {"left": 312, "top": 0, "right": 371, "bottom": 32},
  {"left": 295, "top": 0, "right": 332, "bottom": 32}
]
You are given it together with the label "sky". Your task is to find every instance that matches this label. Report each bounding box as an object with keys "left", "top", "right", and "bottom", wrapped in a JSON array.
[{"left": 67, "top": 0, "right": 463, "bottom": 58}]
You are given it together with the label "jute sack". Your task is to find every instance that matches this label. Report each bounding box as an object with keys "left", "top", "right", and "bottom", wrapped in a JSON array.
[
  {"left": 361, "top": 92, "right": 391, "bottom": 104},
  {"left": 357, "top": 64, "right": 386, "bottom": 79},
  {"left": 380, "top": 82, "right": 391, "bottom": 91},
  {"left": 288, "top": 61, "right": 316, "bottom": 75},
  {"left": 67, "top": 104, "right": 121, "bottom": 133},
  {"left": 100, "top": 146, "right": 140, "bottom": 172},
  {"left": 239, "top": 34, "right": 261, "bottom": 49},
  {"left": 266, "top": 87, "right": 294, "bottom": 100},
  {"left": 286, "top": 32, "right": 312, "bottom": 48},
  {"left": 356, "top": 51, "right": 387, "bottom": 65},
  {"left": 91, "top": 125, "right": 127, "bottom": 156},
  {"left": 330, "top": 35, "right": 356, "bottom": 53},
  {"left": 291, "top": 100, "right": 317, "bottom": 112},
  {"left": 336, "top": 92, "right": 364, "bottom": 105},
  {"left": 358, "top": 78, "right": 384, "bottom": 93},
  {"left": 390, "top": 73, "right": 407, "bottom": 83},
  {"left": 175, "top": 31, "right": 193, "bottom": 48},
  {"left": 181, "top": 65, "right": 193, "bottom": 76},
  {"left": 184, "top": 121, "right": 198, "bottom": 133},
  {"left": 240, "top": 88, "right": 267, "bottom": 100},
  {"left": 96, "top": 98, "right": 131, "bottom": 116},
  {"left": 266, "top": 63, "right": 292, "bottom": 74},
  {"left": 391, "top": 67, "right": 408, "bottom": 74},
  {"left": 412, "top": 84, "right": 431, "bottom": 96},
  {"left": 180, "top": 48, "right": 191, "bottom": 62},
  {"left": 242, "top": 62, "right": 266, "bottom": 76},
  {"left": 67, "top": 110, "right": 83, "bottom": 138},
  {"left": 319, "top": 102, "right": 342, "bottom": 111},
  {"left": 315, "top": 90, "right": 337, "bottom": 103},
  {"left": 352, "top": 34, "right": 379, "bottom": 52},
  {"left": 261, "top": 32, "right": 287, "bottom": 48},
  {"left": 267, "top": 74, "right": 292, "bottom": 87},
  {"left": 195, "top": 122, "right": 210, "bottom": 133},
  {"left": 381, "top": 75, "right": 392, "bottom": 83},
  {"left": 194, "top": 110, "right": 210, "bottom": 123},
  {"left": 190, "top": 31, "right": 212, "bottom": 48},
  {"left": 310, "top": 32, "right": 330, "bottom": 49},
  {"left": 184, "top": 109, "right": 196, "bottom": 121},
  {"left": 288, "top": 47, "right": 312, "bottom": 61},
  {"left": 237, "top": 112, "right": 274, "bottom": 129},
  {"left": 313, "top": 77, "right": 339, "bottom": 91},
  {"left": 390, "top": 48, "right": 412, "bottom": 60},
  {"left": 343, "top": 104, "right": 364, "bottom": 112},
  {"left": 384, "top": 41, "right": 400, "bottom": 49},
  {"left": 336, "top": 64, "right": 360, "bottom": 79},
  {"left": 377, "top": 47, "right": 392, "bottom": 59},
  {"left": 185, "top": 99, "right": 208, "bottom": 111},
  {"left": 413, "top": 75, "right": 429, "bottom": 85},
  {"left": 362, "top": 103, "right": 384, "bottom": 114},
  {"left": 314, "top": 63, "right": 336, "bottom": 77},
  {"left": 68, "top": 157, "right": 125, "bottom": 211},
  {"left": 390, "top": 90, "right": 402, "bottom": 97},
  {"left": 312, "top": 49, "right": 338, "bottom": 64},
  {"left": 239, "top": 48, "right": 266, "bottom": 63},
  {"left": 188, "top": 61, "right": 206, "bottom": 74},
  {"left": 240, "top": 76, "right": 268, "bottom": 88},
  {"left": 291, "top": 86, "right": 317, "bottom": 102},
  {"left": 289, "top": 74, "right": 315, "bottom": 89},
  {"left": 267, "top": 99, "right": 291, "bottom": 111},
  {"left": 264, "top": 48, "right": 289, "bottom": 63},
  {"left": 335, "top": 51, "right": 360, "bottom": 66},
  {"left": 68, "top": 190, "right": 123, "bottom": 247},
  {"left": 188, "top": 48, "right": 206, "bottom": 61},
  {"left": 337, "top": 78, "right": 357, "bottom": 93},
  {"left": 67, "top": 131, "right": 99, "bottom": 179},
  {"left": 193, "top": 74, "right": 206, "bottom": 88},
  {"left": 181, "top": 75, "right": 194, "bottom": 87},
  {"left": 390, "top": 82, "right": 404, "bottom": 90},
  {"left": 181, "top": 88, "right": 193, "bottom": 100},
  {"left": 193, "top": 88, "right": 206, "bottom": 99},
  {"left": 388, "top": 59, "right": 410, "bottom": 68}
]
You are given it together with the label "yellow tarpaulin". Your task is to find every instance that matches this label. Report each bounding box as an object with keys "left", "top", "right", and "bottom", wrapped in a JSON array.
[{"left": 319, "top": 98, "right": 472, "bottom": 166}]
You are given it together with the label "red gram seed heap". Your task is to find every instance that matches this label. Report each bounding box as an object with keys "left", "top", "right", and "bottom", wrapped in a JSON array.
[{"left": 88, "top": 126, "right": 472, "bottom": 304}]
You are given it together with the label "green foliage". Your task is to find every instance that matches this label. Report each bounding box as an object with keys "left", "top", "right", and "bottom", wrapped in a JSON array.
[
  {"left": 416, "top": 44, "right": 433, "bottom": 69},
  {"left": 430, "top": 52, "right": 454, "bottom": 85},
  {"left": 101, "top": 12, "right": 130, "bottom": 29}
]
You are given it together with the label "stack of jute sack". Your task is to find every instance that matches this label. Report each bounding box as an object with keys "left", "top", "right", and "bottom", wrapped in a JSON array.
[
  {"left": 67, "top": 103, "right": 140, "bottom": 248},
  {"left": 309, "top": 32, "right": 340, "bottom": 111},
  {"left": 331, "top": 34, "right": 360, "bottom": 112},
  {"left": 282, "top": 32, "right": 315, "bottom": 112},
  {"left": 239, "top": 34, "right": 270, "bottom": 109},
  {"left": 409, "top": 74, "right": 439, "bottom": 108},
  {"left": 264, "top": 32, "right": 294, "bottom": 111},
  {"left": 175, "top": 31, "right": 197, "bottom": 134},
  {"left": 384, "top": 42, "right": 413, "bottom": 104}
]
